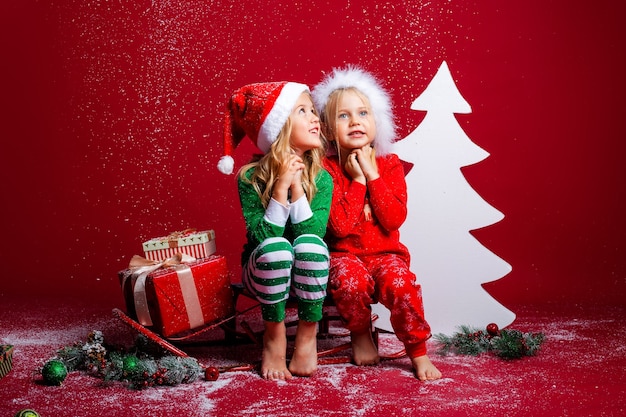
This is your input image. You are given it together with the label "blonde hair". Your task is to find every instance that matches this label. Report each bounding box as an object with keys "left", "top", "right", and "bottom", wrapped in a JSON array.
[
  {"left": 239, "top": 99, "right": 325, "bottom": 208},
  {"left": 319, "top": 87, "right": 377, "bottom": 168}
]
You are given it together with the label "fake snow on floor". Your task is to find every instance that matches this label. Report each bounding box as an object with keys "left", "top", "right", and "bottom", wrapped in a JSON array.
[{"left": 1, "top": 302, "right": 625, "bottom": 417}]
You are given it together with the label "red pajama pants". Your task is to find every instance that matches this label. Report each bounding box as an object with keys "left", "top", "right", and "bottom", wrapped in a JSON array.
[{"left": 328, "top": 252, "right": 432, "bottom": 358}]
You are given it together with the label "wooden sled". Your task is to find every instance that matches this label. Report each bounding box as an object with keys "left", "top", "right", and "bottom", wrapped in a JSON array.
[
  {"left": 112, "top": 306, "right": 256, "bottom": 380},
  {"left": 113, "top": 286, "right": 406, "bottom": 380}
]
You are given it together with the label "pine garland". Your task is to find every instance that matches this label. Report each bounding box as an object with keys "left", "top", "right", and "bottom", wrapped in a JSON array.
[
  {"left": 49, "top": 330, "right": 203, "bottom": 389},
  {"left": 434, "top": 324, "right": 544, "bottom": 360}
]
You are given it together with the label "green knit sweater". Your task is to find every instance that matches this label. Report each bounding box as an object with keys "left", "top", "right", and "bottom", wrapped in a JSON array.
[{"left": 237, "top": 167, "right": 333, "bottom": 266}]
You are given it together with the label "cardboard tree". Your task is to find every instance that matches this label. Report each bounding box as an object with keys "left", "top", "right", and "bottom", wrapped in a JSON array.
[{"left": 386, "top": 61, "right": 515, "bottom": 335}]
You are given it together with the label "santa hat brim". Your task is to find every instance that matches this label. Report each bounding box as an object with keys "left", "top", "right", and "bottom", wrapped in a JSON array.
[{"left": 257, "top": 82, "right": 309, "bottom": 154}]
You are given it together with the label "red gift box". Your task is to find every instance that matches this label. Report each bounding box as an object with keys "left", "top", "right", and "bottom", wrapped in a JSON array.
[{"left": 119, "top": 255, "right": 234, "bottom": 337}]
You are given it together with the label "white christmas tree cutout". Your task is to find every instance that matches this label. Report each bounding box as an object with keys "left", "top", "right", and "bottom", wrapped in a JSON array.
[{"left": 372, "top": 61, "right": 515, "bottom": 336}]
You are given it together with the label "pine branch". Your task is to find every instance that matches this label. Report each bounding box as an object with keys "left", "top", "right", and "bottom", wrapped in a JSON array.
[
  {"left": 434, "top": 324, "right": 544, "bottom": 360},
  {"left": 48, "top": 331, "right": 203, "bottom": 389}
]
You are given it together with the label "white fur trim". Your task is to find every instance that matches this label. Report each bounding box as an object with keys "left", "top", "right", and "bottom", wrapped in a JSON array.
[
  {"left": 257, "top": 82, "right": 309, "bottom": 153},
  {"left": 312, "top": 66, "right": 396, "bottom": 155},
  {"left": 217, "top": 155, "right": 234, "bottom": 175}
]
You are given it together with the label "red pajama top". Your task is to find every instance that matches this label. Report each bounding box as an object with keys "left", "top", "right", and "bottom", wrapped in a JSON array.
[{"left": 323, "top": 153, "right": 411, "bottom": 263}]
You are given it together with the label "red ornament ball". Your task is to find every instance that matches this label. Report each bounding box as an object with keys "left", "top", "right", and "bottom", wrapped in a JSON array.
[
  {"left": 204, "top": 366, "right": 220, "bottom": 381},
  {"left": 486, "top": 323, "right": 500, "bottom": 336}
]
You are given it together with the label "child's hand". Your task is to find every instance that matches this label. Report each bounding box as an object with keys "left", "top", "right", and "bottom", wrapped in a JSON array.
[
  {"left": 275, "top": 154, "right": 305, "bottom": 203},
  {"left": 353, "top": 146, "right": 379, "bottom": 182},
  {"left": 345, "top": 152, "right": 366, "bottom": 184},
  {"left": 289, "top": 159, "right": 305, "bottom": 202},
  {"left": 278, "top": 154, "right": 304, "bottom": 182}
]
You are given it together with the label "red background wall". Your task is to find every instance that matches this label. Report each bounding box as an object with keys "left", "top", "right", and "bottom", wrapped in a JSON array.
[{"left": 2, "top": 1, "right": 624, "bottom": 309}]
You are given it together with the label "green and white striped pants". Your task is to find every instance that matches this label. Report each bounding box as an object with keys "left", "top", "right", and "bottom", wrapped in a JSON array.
[{"left": 242, "top": 234, "right": 329, "bottom": 322}]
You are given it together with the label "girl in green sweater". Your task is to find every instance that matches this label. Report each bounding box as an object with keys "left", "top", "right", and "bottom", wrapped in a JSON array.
[{"left": 218, "top": 81, "right": 333, "bottom": 381}]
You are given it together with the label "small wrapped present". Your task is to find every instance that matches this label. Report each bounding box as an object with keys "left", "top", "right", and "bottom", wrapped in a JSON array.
[
  {"left": 142, "top": 229, "right": 216, "bottom": 261},
  {"left": 118, "top": 254, "right": 234, "bottom": 337},
  {"left": 1, "top": 345, "right": 14, "bottom": 379}
]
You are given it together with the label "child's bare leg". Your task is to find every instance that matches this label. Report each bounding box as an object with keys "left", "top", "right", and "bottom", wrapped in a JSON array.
[
  {"left": 289, "top": 320, "right": 318, "bottom": 376},
  {"left": 261, "top": 321, "right": 292, "bottom": 381},
  {"left": 411, "top": 355, "right": 442, "bottom": 381},
  {"left": 351, "top": 329, "right": 380, "bottom": 366}
]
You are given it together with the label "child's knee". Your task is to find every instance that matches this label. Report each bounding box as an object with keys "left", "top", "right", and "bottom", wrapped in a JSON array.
[
  {"left": 255, "top": 237, "right": 294, "bottom": 264},
  {"left": 293, "top": 234, "right": 328, "bottom": 257}
]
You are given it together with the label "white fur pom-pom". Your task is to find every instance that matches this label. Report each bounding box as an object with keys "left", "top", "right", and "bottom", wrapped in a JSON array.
[{"left": 217, "top": 155, "right": 234, "bottom": 175}]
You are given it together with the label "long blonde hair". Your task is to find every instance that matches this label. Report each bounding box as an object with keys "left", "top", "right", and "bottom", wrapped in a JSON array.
[
  {"left": 319, "top": 87, "right": 377, "bottom": 168},
  {"left": 239, "top": 107, "right": 325, "bottom": 208}
]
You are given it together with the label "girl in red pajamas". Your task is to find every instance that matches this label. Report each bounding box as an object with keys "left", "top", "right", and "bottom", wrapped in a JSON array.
[{"left": 312, "top": 66, "right": 441, "bottom": 380}]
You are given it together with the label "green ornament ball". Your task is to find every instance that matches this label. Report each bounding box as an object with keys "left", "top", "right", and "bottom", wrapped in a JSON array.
[
  {"left": 15, "top": 410, "right": 40, "bottom": 417},
  {"left": 122, "top": 355, "right": 140, "bottom": 374},
  {"left": 42, "top": 359, "right": 68, "bottom": 386}
]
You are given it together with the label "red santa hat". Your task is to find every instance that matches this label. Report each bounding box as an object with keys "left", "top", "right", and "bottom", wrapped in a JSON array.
[
  {"left": 217, "top": 81, "right": 310, "bottom": 175},
  {"left": 311, "top": 66, "right": 396, "bottom": 156}
]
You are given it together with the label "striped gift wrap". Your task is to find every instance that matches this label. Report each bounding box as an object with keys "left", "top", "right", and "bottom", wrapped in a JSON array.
[{"left": 142, "top": 230, "right": 216, "bottom": 261}]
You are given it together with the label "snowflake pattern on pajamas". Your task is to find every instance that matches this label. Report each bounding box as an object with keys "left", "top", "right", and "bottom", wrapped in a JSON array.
[{"left": 324, "top": 154, "right": 432, "bottom": 357}]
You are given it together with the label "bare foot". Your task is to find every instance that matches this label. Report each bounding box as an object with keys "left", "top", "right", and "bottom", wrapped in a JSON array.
[
  {"left": 411, "top": 355, "right": 442, "bottom": 381},
  {"left": 261, "top": 321, "right": 292, "bottom": 381},
  {"left": 289, "top": 321, "right": 318, "bottom": 377},
  {"left": 351, "top": 330, "right": 380, "bottom": 366}
]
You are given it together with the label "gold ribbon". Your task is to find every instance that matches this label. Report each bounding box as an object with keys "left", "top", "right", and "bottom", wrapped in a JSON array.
[
  {"left": 175, "top": 266, "right": 205, "bottom": 330},
  {"left": 164, "top": 228, "right": 197, "bottom": 248},
  {"left": 124, "top": 253, "right": 196, "bottom": 327}
]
